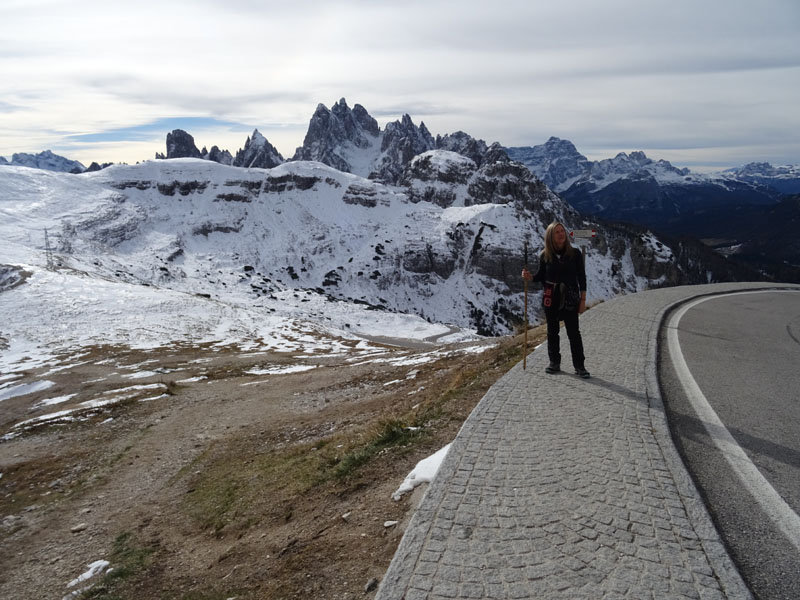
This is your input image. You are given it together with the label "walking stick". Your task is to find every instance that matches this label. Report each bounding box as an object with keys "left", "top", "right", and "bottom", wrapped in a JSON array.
[{"left": 523, "top": 240, "right": 528, "bottom": 370}]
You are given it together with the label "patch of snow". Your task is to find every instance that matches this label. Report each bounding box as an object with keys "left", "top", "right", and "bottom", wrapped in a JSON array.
[
  {"left": 392, "top": 442, "right": 451, "bottom": 500},
  {"left": 63, "top": 559, "right": 111, "bottom": 599},
  {"left": 640, "top": 231, "right": 674, "bottom": 262},
  {"left": 34, "top": 393, "right": 78, "bottom": 408},
  {"left": 122, "top": 370, "right": 162, "bottom": 379},
  {"left": 245, "top": 364, "right": 317, "bottom": 375},
  {"left": 0, "top": 380, "right": 56, "bottom": 402}
]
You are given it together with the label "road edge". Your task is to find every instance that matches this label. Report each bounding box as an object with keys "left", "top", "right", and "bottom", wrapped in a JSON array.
[{"left": 643, "top": 285, "right": 800, "bottom": 599}]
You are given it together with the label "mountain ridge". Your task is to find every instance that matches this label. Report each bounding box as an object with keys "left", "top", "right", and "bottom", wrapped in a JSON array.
[{"left": 1, "top": 154, "right": 759, "bottom": 342}]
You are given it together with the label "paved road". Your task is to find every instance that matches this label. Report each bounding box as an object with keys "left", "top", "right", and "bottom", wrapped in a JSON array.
[
  {"left": 375, "top": 282, "right": 799, "bottom": 600},
  {"left": 660, "top": 290, "right": 800, "bottom": 600}
]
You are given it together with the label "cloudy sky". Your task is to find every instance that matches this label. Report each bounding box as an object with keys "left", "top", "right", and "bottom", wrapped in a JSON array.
[{"left": 1, "top": 0, "right": 798, "bottom": 171}]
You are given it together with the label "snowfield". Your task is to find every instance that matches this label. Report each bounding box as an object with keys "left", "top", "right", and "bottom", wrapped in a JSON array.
[
  {"left": 0, "top": 156, "right": 679, "bottom": 443},
  {"left": 0, "top": 161, "right": 493, "bottom": 377}
]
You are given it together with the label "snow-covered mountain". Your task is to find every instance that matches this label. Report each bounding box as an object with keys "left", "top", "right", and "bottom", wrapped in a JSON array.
[
  {"left": 290, "top": 98, "right": 438, "bottom": 184},
  {"left": 724, "top": 162, "right": 800, "bottom": 195},
  {"left": 156, "top": 99, "right": 470, "bottom": 186},
  {"left": 505, "top": 137, "right": 592, "bottom": 193},
  {"left": 0, "top": 150, "right": 86, "bottom": 173},
  {"left": 2, "top": 150, "right": 748, "bottom": 372},
  {"left": 507, "top": 138, "right": 781, "bottom": 230},
  {"left": 2, "top": 100, "right": 773, "bottom": 372},
  {"left": 234, "top": 130, "right": 284, "bottom": 169},
  {"left": 506, "top": 138, "right": 800, "bottom": 281}
]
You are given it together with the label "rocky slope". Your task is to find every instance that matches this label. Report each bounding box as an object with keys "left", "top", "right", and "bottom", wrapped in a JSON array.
[{"left": 1, "top": 150, "right": 761, "bottom": 339}]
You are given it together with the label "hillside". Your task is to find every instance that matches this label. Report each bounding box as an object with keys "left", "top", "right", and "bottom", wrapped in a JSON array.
[{"left": 1, "top": 155, "right": 733, "bottom": 351}]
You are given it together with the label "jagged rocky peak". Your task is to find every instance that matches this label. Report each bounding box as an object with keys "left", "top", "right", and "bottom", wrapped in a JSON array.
[
  {"left": 331, "top": 98, "right": 380, "bottom": 140},
  {"left": 436, "top": 131, "right": 491, "bottom": 167},
  {"left": 292, "top": 98, "right": 380, "bottom": 171},
  {"left": 597, "top": 150, "right": 688, "bottom": 177},
  {"left": 233, "top": 129, "right": 283, "bottom": 169},
  {"left": 205, "top": 145, "right": 233, "bottom": 166},
  {"left": 163, "top": 129, "right": 202, "bottom": 159},
  {"left": 381, "top": 114, "right": 435, "bottom": 153},
  {"left": 370, "top": 113, "right": 435, "bottom": 184},
  {"left": 86, "top": 161, "right": 113, "bottom": 172},
  {"left": 506, "top": 137, "right": 591, "bottom": 191},
  {"left": 731, "top": 161, "right": 800, "bottom": 177},
  {"left": 485, "top": 142, "right": 512, "bottom": 164}
]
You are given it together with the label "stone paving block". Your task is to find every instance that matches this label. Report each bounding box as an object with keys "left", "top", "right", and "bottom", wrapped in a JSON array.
[
  {"left": 374, "top": 283, "right": 795, "bottom": 600},
  {"left": 404, "top": 587, "right": 429, "bottom": 600},
  {"left": 458, "top": 582, "right": 484, "bottom": 598},
  {"left": 430, "top": 579, "right": 459, "bottom": 598},
  {"left": 408, "top": 575, "right": 433, "bottom": 592}
]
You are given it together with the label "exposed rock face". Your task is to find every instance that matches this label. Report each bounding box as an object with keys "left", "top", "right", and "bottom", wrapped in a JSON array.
[
  {"left": 0, "top": 264, "right": 28, "bottom": 292},
  {"left": 402, "top": 146, "right": 560, "bottom": 217},
  {"left": 158, "top": 129, "right": 281, "bottom": 169},
  {"left": 436, "top": 131, "right": 489, "bottom": 168},
  {"left": 468, "top": 155, "right": 555, "bottom": 213},
  {"left": 86, "top": 162, "right": 113, "bottom": 172},
  {"left": 291, "top": 99, "right": 438, "bottom": 185},
  {"left": 233, "top": 130, "right": 283, "bottom": 169},
  {"left": 206, "top": 146, "right": 233, "bottom": 166},
  {"left": 164, "top": 130, "right": 202, "bottom": 159},
  {"left": 403, "top": 151, "right": 475, "bottom": 207},
  {"left": 370, "top": 115, "right": 435, "bottom": 184},
  {"left": 407, "top": 151, "right": 475, "bottom": 186},
  {"left": 506, "top": 137, "right": 590, "bottom": 192},
  {"left": 292, "top": 99, "right": 380, "bottom": 174}
]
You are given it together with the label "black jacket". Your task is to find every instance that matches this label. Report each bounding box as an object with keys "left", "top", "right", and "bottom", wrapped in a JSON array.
[{"left": 532, "top": 250, "right": 586, "bottom": 309}]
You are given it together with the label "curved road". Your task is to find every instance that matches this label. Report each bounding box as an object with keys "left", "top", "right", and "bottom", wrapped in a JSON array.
[{"left": 660, "top": 290, "right": 800, "bottom": 600}]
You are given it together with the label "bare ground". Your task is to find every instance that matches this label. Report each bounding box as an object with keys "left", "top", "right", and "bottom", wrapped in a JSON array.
[{"left": 0, "top": 327, "right": 545, "bottom": 600}]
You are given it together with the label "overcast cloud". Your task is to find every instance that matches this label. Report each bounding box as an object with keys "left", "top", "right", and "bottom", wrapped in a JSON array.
[{"left": 1, "top": 0, "right": 798, "bottom": 170}]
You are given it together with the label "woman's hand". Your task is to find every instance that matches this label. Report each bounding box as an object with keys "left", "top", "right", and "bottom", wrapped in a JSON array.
[
  {"left": 521, "top": 268, "right": 532, "bottom": 282},
  {"left": 579, "top": 296, "right": 587, "bottom": 314}
]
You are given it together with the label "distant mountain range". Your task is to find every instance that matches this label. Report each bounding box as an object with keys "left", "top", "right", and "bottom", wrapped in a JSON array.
[
  {"left": 0, "top": 150, "right": 87, "bottom": 173},
  {"left": 506, "top": 137, "right": 799, "bottom": 226},
  {"left": 3, "top": 100, "right": 798, "bottom": 291},
  {"left": 0, "top": 150, "right": 111, "bottom": 174},
  {"left": 2, "top": 98, "right": 767, "bottom": 342},
  {"left": 506, "top": 138, "right": 800, "bottom": 280}
]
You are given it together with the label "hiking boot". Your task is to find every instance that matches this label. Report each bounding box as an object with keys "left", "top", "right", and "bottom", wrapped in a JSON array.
[
  {"left": 576, "top": 367, "right": 591, "bottom": 379},
  {"left": 545, "top": 363, "right": 560, "bottom": 374}
]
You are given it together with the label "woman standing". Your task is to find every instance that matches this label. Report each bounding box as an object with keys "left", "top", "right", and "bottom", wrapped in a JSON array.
[{"left": 522, "top": 222, "right": 590, "bottom": 378}]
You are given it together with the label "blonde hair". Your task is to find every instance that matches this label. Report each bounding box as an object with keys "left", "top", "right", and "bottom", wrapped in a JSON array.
[{"left": 542, "top": 221, "right": 575, "bottom": 263}]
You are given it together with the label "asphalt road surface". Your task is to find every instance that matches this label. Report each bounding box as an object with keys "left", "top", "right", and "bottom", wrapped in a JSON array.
[{"left": 660, "top": 290, "right": 800, "bottom": 600}]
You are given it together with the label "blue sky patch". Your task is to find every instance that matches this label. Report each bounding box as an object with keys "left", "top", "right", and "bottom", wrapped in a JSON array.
[{"left": 67, "top": 117, "right": 251, "bottom": 143}]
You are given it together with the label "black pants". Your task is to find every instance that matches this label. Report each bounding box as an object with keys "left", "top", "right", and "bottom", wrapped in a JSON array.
[{"left": 544, "top": 307, "right": 585, "bottom": 369}]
